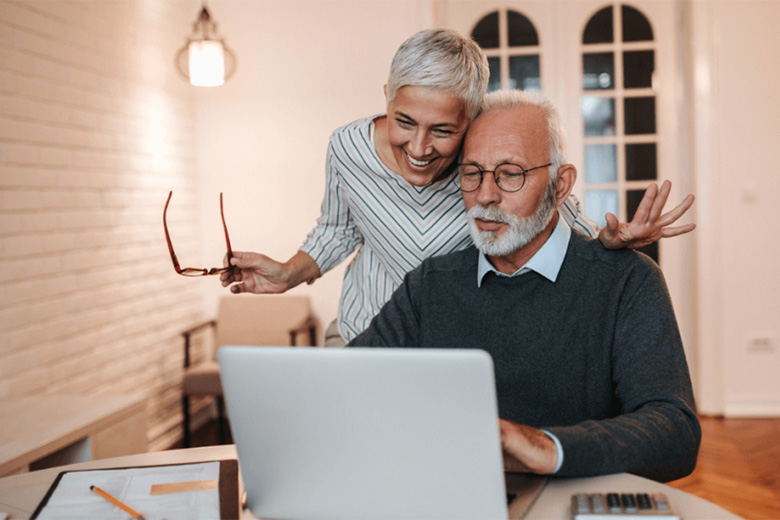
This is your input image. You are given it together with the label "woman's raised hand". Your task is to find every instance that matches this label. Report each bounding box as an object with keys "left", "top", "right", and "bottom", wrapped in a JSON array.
[{"left": 598, "top": 180, "right": 695, "bottom": 250}]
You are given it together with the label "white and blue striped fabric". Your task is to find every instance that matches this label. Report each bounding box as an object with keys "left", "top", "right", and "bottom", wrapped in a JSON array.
[{"left": 301, "top": 115, "right": 597, "bottom": 341}]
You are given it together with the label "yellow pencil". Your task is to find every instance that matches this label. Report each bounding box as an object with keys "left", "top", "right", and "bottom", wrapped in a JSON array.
[{"left": 90, "top": 485, "right": 145, "bottom": 520}]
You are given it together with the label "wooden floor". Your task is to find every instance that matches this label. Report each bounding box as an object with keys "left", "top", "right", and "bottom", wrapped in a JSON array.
[
  {"left": 183, "top": 416, "right": 780, "bottom": 519},
  {"left": 666, "top": 416, "right": 780, "bottom": 520}
]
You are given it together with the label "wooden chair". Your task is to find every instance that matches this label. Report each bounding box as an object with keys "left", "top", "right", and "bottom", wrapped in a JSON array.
[{"left": 181, "top": 294, "right": 318, "bottom": 447}]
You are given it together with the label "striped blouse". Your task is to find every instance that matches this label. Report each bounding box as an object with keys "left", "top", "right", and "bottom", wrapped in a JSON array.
[{"left": 300, "top": 115, "right": 597, "bottom": 341}]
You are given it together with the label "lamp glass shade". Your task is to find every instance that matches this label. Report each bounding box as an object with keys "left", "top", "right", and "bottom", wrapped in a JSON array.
[{"left": 188, "top": 40, "right": 225, "bottom": 87}]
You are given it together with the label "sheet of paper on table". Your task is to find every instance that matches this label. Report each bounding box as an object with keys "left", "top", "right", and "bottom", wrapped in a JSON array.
[{"left": 33, "top": 461, "right": 221, "bottom": 520}]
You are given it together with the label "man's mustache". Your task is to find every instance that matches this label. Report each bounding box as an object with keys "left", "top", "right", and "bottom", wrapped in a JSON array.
[{"left": 467, "top": 204, "right": 515, "bottom": 225}]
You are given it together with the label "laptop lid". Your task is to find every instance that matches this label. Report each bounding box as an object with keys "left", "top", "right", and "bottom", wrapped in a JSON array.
[{"left": 218, "top": 346, "right": 507, "bottom": 520}]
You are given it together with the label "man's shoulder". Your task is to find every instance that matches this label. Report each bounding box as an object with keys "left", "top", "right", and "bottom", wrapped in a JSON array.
[{"left": 567, "top": 230, "right": 661, "bottom": 278}]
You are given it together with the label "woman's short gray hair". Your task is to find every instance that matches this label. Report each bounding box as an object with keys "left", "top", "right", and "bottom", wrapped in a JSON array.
[
  {"left": 386, "top": 29, "right": 489, "bottom": 121},
  {"left": 480, "top": 90, "right": 568, "bottom": 181}
]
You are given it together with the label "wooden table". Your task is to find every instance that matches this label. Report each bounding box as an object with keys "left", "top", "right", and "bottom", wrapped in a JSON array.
[
  {"left": 0, "top": 445, "right": 743, "bottom": 519},
  {"left": 0, "top": 394, "right": 146, "bottom": 477}
]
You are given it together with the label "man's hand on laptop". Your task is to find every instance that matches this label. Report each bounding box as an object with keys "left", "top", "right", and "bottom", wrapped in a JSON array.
[{"left": 498, "top": 419, "right": 558, "bottom": 475}]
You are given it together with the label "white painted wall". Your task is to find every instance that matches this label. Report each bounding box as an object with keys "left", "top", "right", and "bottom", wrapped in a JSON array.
[{"left": 690, "top": 0, "right": 780, "bottom": 416}]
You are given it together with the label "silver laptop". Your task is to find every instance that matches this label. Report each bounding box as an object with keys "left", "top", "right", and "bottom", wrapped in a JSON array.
[{"left": 218, "top": 346, "right": 507, "bottom": 520}]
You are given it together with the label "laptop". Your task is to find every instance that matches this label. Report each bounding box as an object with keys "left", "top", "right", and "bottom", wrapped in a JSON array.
[{"left": 218, "top": 346, "right": 508, "bottom": 520}]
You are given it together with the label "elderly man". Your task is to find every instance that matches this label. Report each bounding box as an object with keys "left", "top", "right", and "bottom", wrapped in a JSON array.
[{"left": 349, "top": 89, "right": 700, "bottom": 483}]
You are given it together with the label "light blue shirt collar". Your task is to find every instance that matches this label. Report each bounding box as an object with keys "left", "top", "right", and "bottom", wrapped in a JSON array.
[{"left": 477, "top": 213, "right": 571, "bottom": 287}]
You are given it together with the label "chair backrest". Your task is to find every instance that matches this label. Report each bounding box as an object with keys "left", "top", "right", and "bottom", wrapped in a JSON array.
[{"left": 215, "top": 294, "right": 314, "bottom": 348}]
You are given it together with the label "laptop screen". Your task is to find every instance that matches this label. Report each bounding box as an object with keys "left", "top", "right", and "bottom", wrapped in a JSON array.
[{"left": 219, "top": 346, "right": 508, "bottom": 520}]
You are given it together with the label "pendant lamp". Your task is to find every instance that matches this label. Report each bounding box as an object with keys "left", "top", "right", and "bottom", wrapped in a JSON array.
[{"left": 175, "top": 4, "right": 237, "bottom": 87}]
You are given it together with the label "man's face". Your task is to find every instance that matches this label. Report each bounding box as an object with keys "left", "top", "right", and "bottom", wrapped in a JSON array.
[
  {"left": 385, "top": 86, "right": 470, "bottom": 186},
  {"left": 460, "top": 105, "right": 555, "bottom": 253}
]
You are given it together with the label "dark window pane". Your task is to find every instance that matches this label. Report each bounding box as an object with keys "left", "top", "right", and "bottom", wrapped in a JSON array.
[
  {"left": 507, "top": 10, "right": 539, "bottom": 46},
  {"left": 472, "top": 11, "right": 500, "bottom": 49},
  {"left": 626, "top": 189, "right": 645, "bottom": 216},
  {"left": 582, "top": 97, "right": 615, "bottom": 136},
  {"left": 583, "top": 52, "right": 614, "bottom": 90},
  {"left": 624, "top": 97, "right": 656, "bottom": 135},
  {"left": 626, "top": 189, "right": 659, "bottom": 262},
  {"left": 624, "top": 50, "right": 654, "bottom": 89},
  {"left": 509, "top": 55, "right": 540, "bottom": 92},
  {"left": 487, "top": 57, "right": 501, "bottom": 92},
  {"left": 585, "top": 145, "right": 617, "bottom": 184},
  {"left": 583, "top": 6, "right": 613, "bottom": 44},
  {"left": 622, "top": 5, "right": 653, "bottom": 42},
  {"left": 625, "top": 143, "right": 657, "bottom": 181}
]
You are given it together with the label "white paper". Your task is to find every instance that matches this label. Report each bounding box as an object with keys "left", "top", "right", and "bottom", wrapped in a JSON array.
[{"left": 35, "top": 461, "right": 221, "bottom": 520}]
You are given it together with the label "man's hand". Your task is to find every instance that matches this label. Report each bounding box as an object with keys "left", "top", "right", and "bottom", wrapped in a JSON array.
[
  {"left": 499, "top": 419, "right": 558, "bottom": 474},
  {"left": 598, "top": 180, "right": 696, "bottom": 250}
]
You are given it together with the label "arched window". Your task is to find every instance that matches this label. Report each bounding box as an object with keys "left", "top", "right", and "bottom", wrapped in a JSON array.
[
  {"left": 580, "top": 4, "right": 659, "bottom": 261},
  {"left": 471, "top": 9, "right": 541, "bottom": 92}
]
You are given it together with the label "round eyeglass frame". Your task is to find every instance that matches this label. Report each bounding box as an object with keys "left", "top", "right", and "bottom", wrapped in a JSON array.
[{"left": 457, "top": 162, "right": 552, "bottom": 192}]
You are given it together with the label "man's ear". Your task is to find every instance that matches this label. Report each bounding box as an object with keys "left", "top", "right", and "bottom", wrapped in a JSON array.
[
  {"left": 554, "top": 164, "right": 577, "bottom": 207},
  {"left": 383, "top": 84, "right": 388, "bottom": 102}
]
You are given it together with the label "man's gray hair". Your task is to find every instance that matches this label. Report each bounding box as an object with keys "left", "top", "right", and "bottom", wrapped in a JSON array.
[
  {"left": 387, "top": 29, "right": 489, "bottom": 121},
  {"left": 480, "top": 90, "right": 568, "bottom": 181}
]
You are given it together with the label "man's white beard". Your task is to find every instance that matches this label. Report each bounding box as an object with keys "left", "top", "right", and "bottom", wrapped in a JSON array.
[{"left": 467, "top": 181, "right": 557, "bottom": 257}]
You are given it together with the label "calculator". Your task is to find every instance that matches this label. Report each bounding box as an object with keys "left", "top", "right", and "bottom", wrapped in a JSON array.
[{"left": 571, "top": 492, "right": 680, "bottom": 520}]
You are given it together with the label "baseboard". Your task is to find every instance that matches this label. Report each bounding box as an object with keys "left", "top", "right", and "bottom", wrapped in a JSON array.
[{"left": 724, "top": 399, "right": 780, "bottom": 417}]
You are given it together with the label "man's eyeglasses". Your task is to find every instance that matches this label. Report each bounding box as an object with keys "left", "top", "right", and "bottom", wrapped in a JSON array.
[
  {"left": 163, "top": 191, "right": 234, "bottom": 276},
  {"left": 458, "top": 162, "right": 552, "bottom": 193}
]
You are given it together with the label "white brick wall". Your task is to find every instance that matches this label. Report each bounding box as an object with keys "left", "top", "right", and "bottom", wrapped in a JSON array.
[{"left": 0, "top": 0, "right": 209, "bottom": 450}]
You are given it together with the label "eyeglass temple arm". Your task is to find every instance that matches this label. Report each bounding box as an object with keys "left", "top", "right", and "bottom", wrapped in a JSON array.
[
  {"left": 163, "top": 191, "right": 184, "bottom": 272},
  {"left": 526, "top": 163, "right": 553, "bottom": 173},
  {"left": 220, "top": 192, "right": 234, "bottom": 264}
]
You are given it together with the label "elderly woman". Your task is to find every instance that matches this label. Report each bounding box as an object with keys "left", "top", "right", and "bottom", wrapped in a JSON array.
[{"left": 221, "top": 29, "right": 693, "bottom": 346}]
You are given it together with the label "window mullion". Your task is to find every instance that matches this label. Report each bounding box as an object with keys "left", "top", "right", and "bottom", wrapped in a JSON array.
[{"left": 614, "top": 1, "right": 627, "bottom": 221}]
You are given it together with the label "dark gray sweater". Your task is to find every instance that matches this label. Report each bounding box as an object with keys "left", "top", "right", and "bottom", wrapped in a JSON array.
[{"left": 350, "top": 232, "right": 700, "bottom": 482}]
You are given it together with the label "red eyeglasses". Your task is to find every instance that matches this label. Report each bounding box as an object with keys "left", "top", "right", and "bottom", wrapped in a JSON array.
[{"left": 163, "top": 191, "right": 234, "bottom": 276}]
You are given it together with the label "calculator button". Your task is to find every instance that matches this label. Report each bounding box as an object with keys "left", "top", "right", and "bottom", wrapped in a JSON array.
[
  {"left": 606, "top": 493, "right": 621, "bottom": 512},
  {"left": 572, "top": 494, "right": 590, "bottom": 514},
  {"left": 637, "top": 493, "right": 652, "bottom": 510},
  {"left": 591, "top": 493, "right": 606, "bottom": 513},
  {"left": 653, "top": 492, "right": 671, "bottom": 510},
  {"left": 621, "top": 493, "right": 637, "bottom": 512}
]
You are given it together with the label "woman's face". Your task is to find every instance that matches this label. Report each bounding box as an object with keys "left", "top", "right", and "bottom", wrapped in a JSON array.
[{"left": 385, "top": 85, "right": 470, "bottom": 186}]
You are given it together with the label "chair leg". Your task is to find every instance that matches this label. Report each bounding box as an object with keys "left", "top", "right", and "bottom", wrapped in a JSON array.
[
  {"left": 182, "top": 395, "right": 191, "bottom": 448},
  {"left": 217, "top": 397, "right": 227, "bottom": 444}
]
